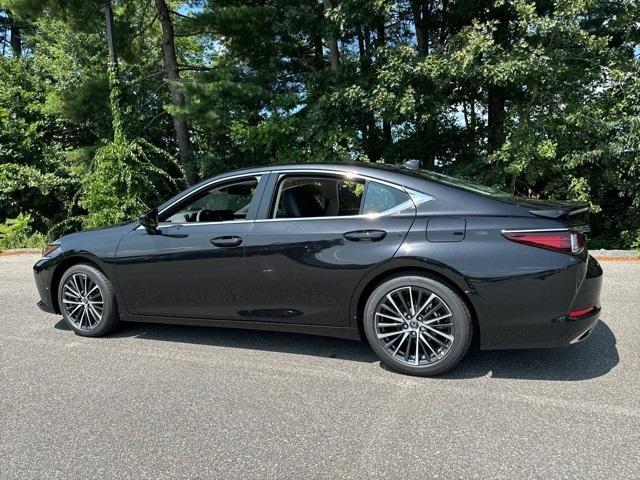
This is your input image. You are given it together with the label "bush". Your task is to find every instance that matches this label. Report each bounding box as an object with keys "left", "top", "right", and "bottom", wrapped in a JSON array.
[
  {"left": 0, "top": 214, "right": 46, "bottom": 250},
  {"left": 81, "top": 136, "right": 182, "bottom": 228}
]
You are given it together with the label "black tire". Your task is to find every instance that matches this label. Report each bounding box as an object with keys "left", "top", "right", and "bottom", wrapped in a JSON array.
[
  {"left": 363, "top": 274, "right": 472, "bottom": 376},
  {"left": 57, "top": 263, "right": 120, "bottom": 337}
]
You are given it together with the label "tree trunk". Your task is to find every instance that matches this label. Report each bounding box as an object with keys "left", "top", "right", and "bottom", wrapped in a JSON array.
[
  {"left": 356, "top": 24, "right": 372, "bottom": 158},
  {"left": 313, "top": 31, "right": 324, "bottom": 70},
  {"left": 312, "top": 3, "right": 325, "bottom": 70},
  {"left": 154, "top": 0, "right": 198, "bottom": 185},
  {"left": 410, "top": 1, "right": 427, "bottom": 56},
  {"left": 323, "top": 0, "right": 339, "bottom": 71},
  {"left": 101, "top": 1, "right": 126, "bottom": 140},
  {"left": 487, "top": 3, "right": 509, "bottom": 153},
  {"left": 8, "top": 12, "right": 21, "bottom": 58},
  {"left": 487, "top": 86, "right": 505, "bottom": 152},
  {"left": 382, "top": 120, "right": 392, "bottom": 146},
  {"left": 313, "top": 37, "right": 324, "bottom": 70},
  {"left": 377, "top": 19, "right": 392, "bottom": 157},
  {"left": 411, "top": 2, "right": 436, "bottom": 168},
  {"left": 103, "top": 3, "right": 117, "bottom": 68},
  {"left": 356, "top": 24, "right": 366, "bottom": 71},
  {"left": 376, "top": 18, "right": 385, "bottom": 47}
]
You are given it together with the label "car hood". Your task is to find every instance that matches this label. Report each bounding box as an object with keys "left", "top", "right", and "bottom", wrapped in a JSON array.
[{"left": 55, "top": 221, "right": 138, "bottom": 245}]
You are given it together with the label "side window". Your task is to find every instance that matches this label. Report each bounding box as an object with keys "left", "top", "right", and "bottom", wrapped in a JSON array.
[
  {"left": 362, "top": 182, "right": 411, "bottom": 214},
  {"left": 274, "top": 176, "right": 365, "bottom": 218},
  {"left": 162, "top": 177, "right": 260, "bottom": 223}
]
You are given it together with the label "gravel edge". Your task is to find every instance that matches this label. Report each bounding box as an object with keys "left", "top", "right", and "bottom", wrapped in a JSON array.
[{"left": 0, "top": 248, "right": 42, "bottom": 256}]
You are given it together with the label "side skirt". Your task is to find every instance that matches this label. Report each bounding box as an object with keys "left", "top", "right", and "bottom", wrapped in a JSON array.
[{"left": 120, "top": 314, "right": 364, "bottom": 341}]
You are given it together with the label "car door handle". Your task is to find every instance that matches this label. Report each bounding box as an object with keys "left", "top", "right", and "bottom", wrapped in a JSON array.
[
  {"left": 343, "top": 230, "right": 387, "bottom": 242},
  {"left": 211, "top": 236, "right": 243, "bottom": 247}
]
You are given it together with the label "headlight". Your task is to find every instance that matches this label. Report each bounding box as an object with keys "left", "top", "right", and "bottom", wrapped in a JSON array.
[{"left": 42, "top": 243, "right": 61, "bottom": 256}]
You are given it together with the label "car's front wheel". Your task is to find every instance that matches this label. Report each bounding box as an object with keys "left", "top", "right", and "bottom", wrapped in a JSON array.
[
  {"left": 57, "top": 263, "right": 119, "bottom": 337},
  {"left": 363, "top": 274, "right": 472, "bottom": 376}
]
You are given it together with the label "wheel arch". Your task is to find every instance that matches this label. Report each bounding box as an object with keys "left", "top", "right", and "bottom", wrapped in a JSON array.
[
  {"left": 51, "top": 254, "right": 110, "bottom": 314},
  {"left": 350, "top": 259, "right": 481, "bottom": 344}
]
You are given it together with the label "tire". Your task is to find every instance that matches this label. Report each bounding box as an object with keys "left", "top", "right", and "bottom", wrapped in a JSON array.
[
  {"left": 363, "top": 274, "right": 472, "bottom": 376},
  {"left": 57, "top": 263, "right": 120, "bottom": 337}
]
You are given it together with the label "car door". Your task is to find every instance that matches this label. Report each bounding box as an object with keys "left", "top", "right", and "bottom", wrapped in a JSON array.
[
  {"left": 115, "top": 173, "right": 268, "bottom": 320},
  {"left": 243, "top": 170, "right": 417, "bottom": 326}
]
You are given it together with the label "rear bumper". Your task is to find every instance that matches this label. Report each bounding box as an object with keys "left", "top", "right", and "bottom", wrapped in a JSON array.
[
  {"left": 477, "top": 254, "right": 603, "bottom": 350},
  {"left": 551, "top": 307, "right": 601, "bottom": 346},
  {"left": 480, "top": 307, "right": 601, "bottom": 350}
]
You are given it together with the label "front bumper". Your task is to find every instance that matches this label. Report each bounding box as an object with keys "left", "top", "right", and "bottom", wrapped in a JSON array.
[
  {"left": 37, "top": 299, "right": 56, "bottom": 314},
  {"left": 33, "top": 255, "right": 60, "bottom": 315}
]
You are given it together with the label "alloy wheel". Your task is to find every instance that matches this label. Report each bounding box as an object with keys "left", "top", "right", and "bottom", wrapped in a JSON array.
[
  {"left": 61, "top": 273, "right": 104, "bottom": 330},
  {"left": 374, "top": 286, "right": 454, "bottom": 366}
]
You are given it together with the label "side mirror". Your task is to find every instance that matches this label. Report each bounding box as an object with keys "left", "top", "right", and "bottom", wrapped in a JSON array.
[{"left": 138, "top": 208, "right": 159, "bottom": 234}]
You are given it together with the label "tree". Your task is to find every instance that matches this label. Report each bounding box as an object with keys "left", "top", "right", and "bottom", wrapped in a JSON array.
[
  {"left": 154, "top": 0, "right": 198, "bottom": 185},
  {"left": 323, "top": 0, "right": 339, "bottom": 71},
  {"left": 0, "top": 0, "right": 639, "bottom": 248}
]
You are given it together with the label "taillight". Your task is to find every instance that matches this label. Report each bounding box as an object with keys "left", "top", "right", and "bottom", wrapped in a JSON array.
[
  {"left": 568, "top": 307, "right": 596, "bottom": 318},
  {"left": 501, "top": 230, "right": 585, "bottom": 255}
]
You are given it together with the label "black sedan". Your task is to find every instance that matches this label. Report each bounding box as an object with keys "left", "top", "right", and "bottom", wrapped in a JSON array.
[{"left": 34, "top": 163, "right": 603, "bottom": 376}]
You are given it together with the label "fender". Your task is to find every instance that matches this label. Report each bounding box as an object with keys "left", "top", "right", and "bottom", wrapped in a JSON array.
[{"left": 348, "top": 256, "right": 476, "bottom": 330}]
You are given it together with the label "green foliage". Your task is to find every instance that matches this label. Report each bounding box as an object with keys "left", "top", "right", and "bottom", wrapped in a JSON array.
[
  {"left": 81, "top": 63, "right": 182, "bottom": 228},
  {"left": 0, "top": 214, "right": 45, "bottom": 249},
  {"left": 1, "top": 0, "right": 639, "bottom": 248},
  {"left": 0, "top": 57, "right": 80, "bottom": 237},
  {"left": 81, "top": 136, "right": 182, "bottom": 228}
]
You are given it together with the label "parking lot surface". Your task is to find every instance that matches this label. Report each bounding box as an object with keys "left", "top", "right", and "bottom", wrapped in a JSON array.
[{"left": 1, "top": 254, "right": 638, "bottom": 479}]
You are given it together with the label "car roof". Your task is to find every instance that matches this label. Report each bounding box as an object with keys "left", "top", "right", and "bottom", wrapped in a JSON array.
[
  {"left": 216, "top": 162, "right": 435, "bottom": 190},
  {"left": 221, "top": 161, "right": 406, "bottom": 177}
]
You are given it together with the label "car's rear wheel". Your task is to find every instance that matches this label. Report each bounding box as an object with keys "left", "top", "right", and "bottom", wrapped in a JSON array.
[
  {"left": 363, "top": 274, "right": 472, "bottom": 376},
  {"left": 58, "top": 263, "right": 119, "bottom": 337}
]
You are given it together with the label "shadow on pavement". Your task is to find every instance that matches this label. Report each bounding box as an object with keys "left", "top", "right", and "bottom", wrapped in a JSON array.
[
  {"left": 55, "top": 318, "right": 376, "bottom": 363},
  {"left": 441, "top": 320, "right": 618, "bottom": 381},
  {"left": 54, "top": 318, "right": 618, "bottom": 380}
]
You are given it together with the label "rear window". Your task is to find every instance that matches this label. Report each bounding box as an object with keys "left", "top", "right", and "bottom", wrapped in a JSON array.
[{"left": 407, "top": 170, "right": 513, "bottom": 199}]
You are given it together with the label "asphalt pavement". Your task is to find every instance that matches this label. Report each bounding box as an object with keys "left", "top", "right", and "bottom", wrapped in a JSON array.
[{"left": 1, "top": 254, "right": 638, "bottom": 479}]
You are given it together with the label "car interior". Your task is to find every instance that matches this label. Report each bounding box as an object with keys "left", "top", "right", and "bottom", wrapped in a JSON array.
[
  {"left": 274, "top": 178, "right": 364, "bottom": 218},
  {"left": 162, "top": 178, "right": 259, "bottom": 224}
]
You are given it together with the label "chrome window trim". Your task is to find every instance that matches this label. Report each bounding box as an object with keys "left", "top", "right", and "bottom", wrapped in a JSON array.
[
  {"left": 404, "top": 189, "right": 434, "bottom": 208},
  {"left": 160, "top": 219, "right": 255, "bottom": 227},
  {"left": 373, "top": 198, "right": 416, "bottom": 216},
  {"left": 254, "top": 212, "right": 416, "bottom": 223},
  {"left": 274, "top": 168, "right": 405, "bottom": 191},
  {"left": 135, "top": 219, "right": 256, "bottom": 231}
]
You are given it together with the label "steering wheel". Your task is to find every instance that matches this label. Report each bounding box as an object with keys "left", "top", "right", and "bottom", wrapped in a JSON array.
[{"left": 196, "top": 209, "right": 223, "bottom": 222}]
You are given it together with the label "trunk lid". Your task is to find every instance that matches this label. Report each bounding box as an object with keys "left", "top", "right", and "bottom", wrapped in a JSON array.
[{"left": 504, "top": 198, "right": 590, "bottom": 230}]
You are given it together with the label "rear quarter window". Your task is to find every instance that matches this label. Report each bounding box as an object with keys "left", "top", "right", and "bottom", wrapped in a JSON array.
[{"left": 362, "top": 182, "right": 411, "bottom": 214}]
